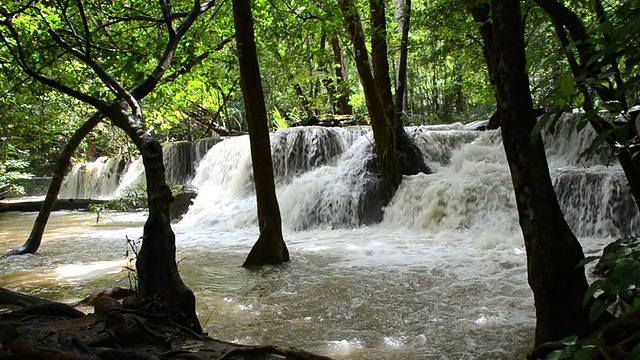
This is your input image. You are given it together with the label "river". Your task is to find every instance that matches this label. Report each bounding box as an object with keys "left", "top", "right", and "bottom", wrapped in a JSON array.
[{"left": 0, "top": 115, "right": 635, "bottom": 359}]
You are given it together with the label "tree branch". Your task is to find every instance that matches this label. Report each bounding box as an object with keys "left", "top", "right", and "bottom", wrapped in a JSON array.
[
  {"left": 76, "top": 0, "right": 92, "bottom": 60},
  {"left": 0, "top": 18, "right": 109, "bottom": 112},
  {"left": 132, "top": 0, "right": 215, "bottom": 99}
]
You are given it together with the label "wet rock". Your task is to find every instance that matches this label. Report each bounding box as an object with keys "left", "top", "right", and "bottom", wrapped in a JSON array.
[{"left": 170, "top": 187, "right": 198, "bottom": 221}]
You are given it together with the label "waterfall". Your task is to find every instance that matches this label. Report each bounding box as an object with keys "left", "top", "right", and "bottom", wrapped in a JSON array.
[
  {"left": 58, "top": 114, "right": 639, "bottom": 238},
  {"left": 60, "top": 137, "right": 220, "bottom": 199},
  {"left": 59, "top": 157, "right": 127, "bottom": 199},
  {"left": 182, "top": 114, "right": 639, "bottom": 238}
]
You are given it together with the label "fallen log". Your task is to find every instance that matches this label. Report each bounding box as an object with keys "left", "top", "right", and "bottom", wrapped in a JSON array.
[{"left": 0, "top": 198, "right": 109, "bottom": 213}]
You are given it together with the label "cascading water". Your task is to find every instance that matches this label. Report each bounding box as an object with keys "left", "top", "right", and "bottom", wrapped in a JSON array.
[
  {"left": 59, "top": 137, "right": 220, "bottom": 199},
  {"left": 182, "top": 115, "right": 639, "bottom": 237},
  {"left": 59, "top": 157, "right": 127, "bottom": 199},
  {"left": 3, "top": 114, "right": 639, "bottom": 359}
]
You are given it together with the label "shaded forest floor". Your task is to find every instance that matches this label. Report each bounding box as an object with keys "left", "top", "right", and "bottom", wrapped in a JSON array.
[{"left": 0, "top": 287, "right": 333, "bottom": 360}]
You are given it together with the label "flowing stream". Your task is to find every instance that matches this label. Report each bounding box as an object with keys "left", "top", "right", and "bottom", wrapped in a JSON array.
[{"left": 1, "top": 114, "right": 637, "bottom": 359}]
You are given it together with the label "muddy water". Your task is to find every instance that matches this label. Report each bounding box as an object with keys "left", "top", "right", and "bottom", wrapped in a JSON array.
[{"left": 0, "top": 210, "right": 549, "bottom": 359}]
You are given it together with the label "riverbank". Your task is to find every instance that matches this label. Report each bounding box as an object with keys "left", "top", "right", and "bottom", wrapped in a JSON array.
[{"left": 0, "top": 287, "right": 332, "bottom": 360}]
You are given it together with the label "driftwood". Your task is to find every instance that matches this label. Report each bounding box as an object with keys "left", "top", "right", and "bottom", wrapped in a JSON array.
[{"left": 0, "top": 198, "right": 109, "bottom": 213}]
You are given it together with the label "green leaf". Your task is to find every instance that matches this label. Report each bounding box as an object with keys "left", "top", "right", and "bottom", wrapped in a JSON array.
[
  {"left": 581, "top": 128, "right": 615, "bottom": 158},
  {"left": 629, "top": 343, "right": 640, "bottom": 360},
  {"left": 545, "top": 350, "right": 563, "bottom": 360},
  {"left": 581, "top": 338, "right": 604, "bottom": 348},
  {"left": 560, "top": 73, "right": 575, "bottom": 99},
  {"left": 588, "top": 296, "right": 609, "bottom": 323},
  {"left": 577, "top": 256, "right": 600, "bottom": 268},
  {"left": 560, "top": 335, "right": 578, "bottom": 346},
  {"left": 573, "top": 348, "right": 591, "bottom": 360}
]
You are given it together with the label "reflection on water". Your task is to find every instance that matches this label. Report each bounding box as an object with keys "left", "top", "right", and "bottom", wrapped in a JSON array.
[{"left": 0, "top": 210, "right": 545, "bottom": 359}]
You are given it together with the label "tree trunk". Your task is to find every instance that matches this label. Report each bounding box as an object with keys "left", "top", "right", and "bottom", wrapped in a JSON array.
[
  {"left": 369, "top": 0, "right": 395, "bottom": 126},
  {"left": 3, "top": 112, "right": 102, "bottom": 257},
  {"left": 394, "top": 0, "right": 410, "bottom": 126},
  {"left": 389, "top": 0, "right": 429, "bottom": 176},
  {"left": 106, "top": 107, "right": 201, "bottom": 333},
  {"left": 0, "top": 198, "right": 110, "bottom": 213},
  {"left": 232, "top": 0, "right": 289, "bottom": 267},
  {"left": 468, "top": 3, "right": 500, "bottom": 129},
  {"left": 491, "top": 0, "right": 591, "bottom": 345},
  {"left": 339, "top": 0, "right": 401, "bottom": 202}
]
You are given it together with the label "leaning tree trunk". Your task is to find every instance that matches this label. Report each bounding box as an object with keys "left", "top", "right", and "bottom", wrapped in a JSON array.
[
  {"left": 369, "top": 0, "right": 429, "bottom": 177},
  {"left": 491, "top": 0, "right": 591, "bottom": 345},
  {"left": 340, "top": 0, "right": 401, "bottom": 202},
  {"left": 107, "top": 107, "right": 201, "bottom": 333},
  {"left": 369, "top": 0, "right": 395, "bottom": 126},
  {"left": 3, "top": 112, "right": 102, "bottom": 257},
  {"left": 233, "top": 0, "right": 289, "bottom": 267}
]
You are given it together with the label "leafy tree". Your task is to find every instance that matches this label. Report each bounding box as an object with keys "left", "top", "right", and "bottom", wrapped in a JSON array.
[{"left": 0, "top": 0, "right": 216, "bottom": 332}]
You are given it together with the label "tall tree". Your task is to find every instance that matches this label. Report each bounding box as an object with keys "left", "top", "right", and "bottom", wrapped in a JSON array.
[
  {"left": 339, "top": 0, "right": 402, "bottom": 202},
  {"left": 329, "top": 36, "right": 353, "bottom": 115},
  {"left": 394, "top": 0, "right": 411, "bottom": 123},
  {"left": 0, "top": 0, "right": 215, "bottom": 332},
  {"left": 233, "top": 0, "right": 290, "bottom": 267},
  {"left": 340, "top": 0, "right": 430, "bottom": 206},
  {"left": 491, "top": 0, "right": 594, "bottom": 345}
]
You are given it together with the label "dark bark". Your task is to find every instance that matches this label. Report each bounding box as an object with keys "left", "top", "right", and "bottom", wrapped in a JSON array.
[
  {"left": 468, "top": 3, "right": 500, "bottom": 129},
  {"left": 391, "top": 0, "right": 429, "bottom": 176},
  {"left": 0, "top": 287, "right": 51, "bottom": 308},
  {"left": 369, "top": 0, "right": 395, "bottom": 127},
  {"left": 232, "top": 0, "right": 289, "bottom": 267},
  {"left": 532, "top": 0, "right": 617, "bottom": 103},
  {"left": 106, "top": 107, "right": 201, "bottom": 333},
  {"left": 593, "top": 0, "right": 626, "bottom": 108},
  {"left": 3, "top": 113, "right": 102, "bottom": 257},
  {"left": 492, "top": 0, "right": 591, "bottom": 345},
  {"left": 339, "top": 0, "right": 401, "bottom": 202}
]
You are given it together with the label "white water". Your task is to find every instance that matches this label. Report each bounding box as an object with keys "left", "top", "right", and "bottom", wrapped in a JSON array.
[{"left": 2, "top": 114, "right": 637, "bottom": 359}]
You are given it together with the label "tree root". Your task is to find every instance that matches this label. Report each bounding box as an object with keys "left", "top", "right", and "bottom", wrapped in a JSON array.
[{"left": 0, "top": 287, "right": 334, "bottom": 360}]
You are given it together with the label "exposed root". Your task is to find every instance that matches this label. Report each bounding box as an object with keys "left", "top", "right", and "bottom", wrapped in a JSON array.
[{"left": 0, "top": 288, "right": 334, "bottom": 360}]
